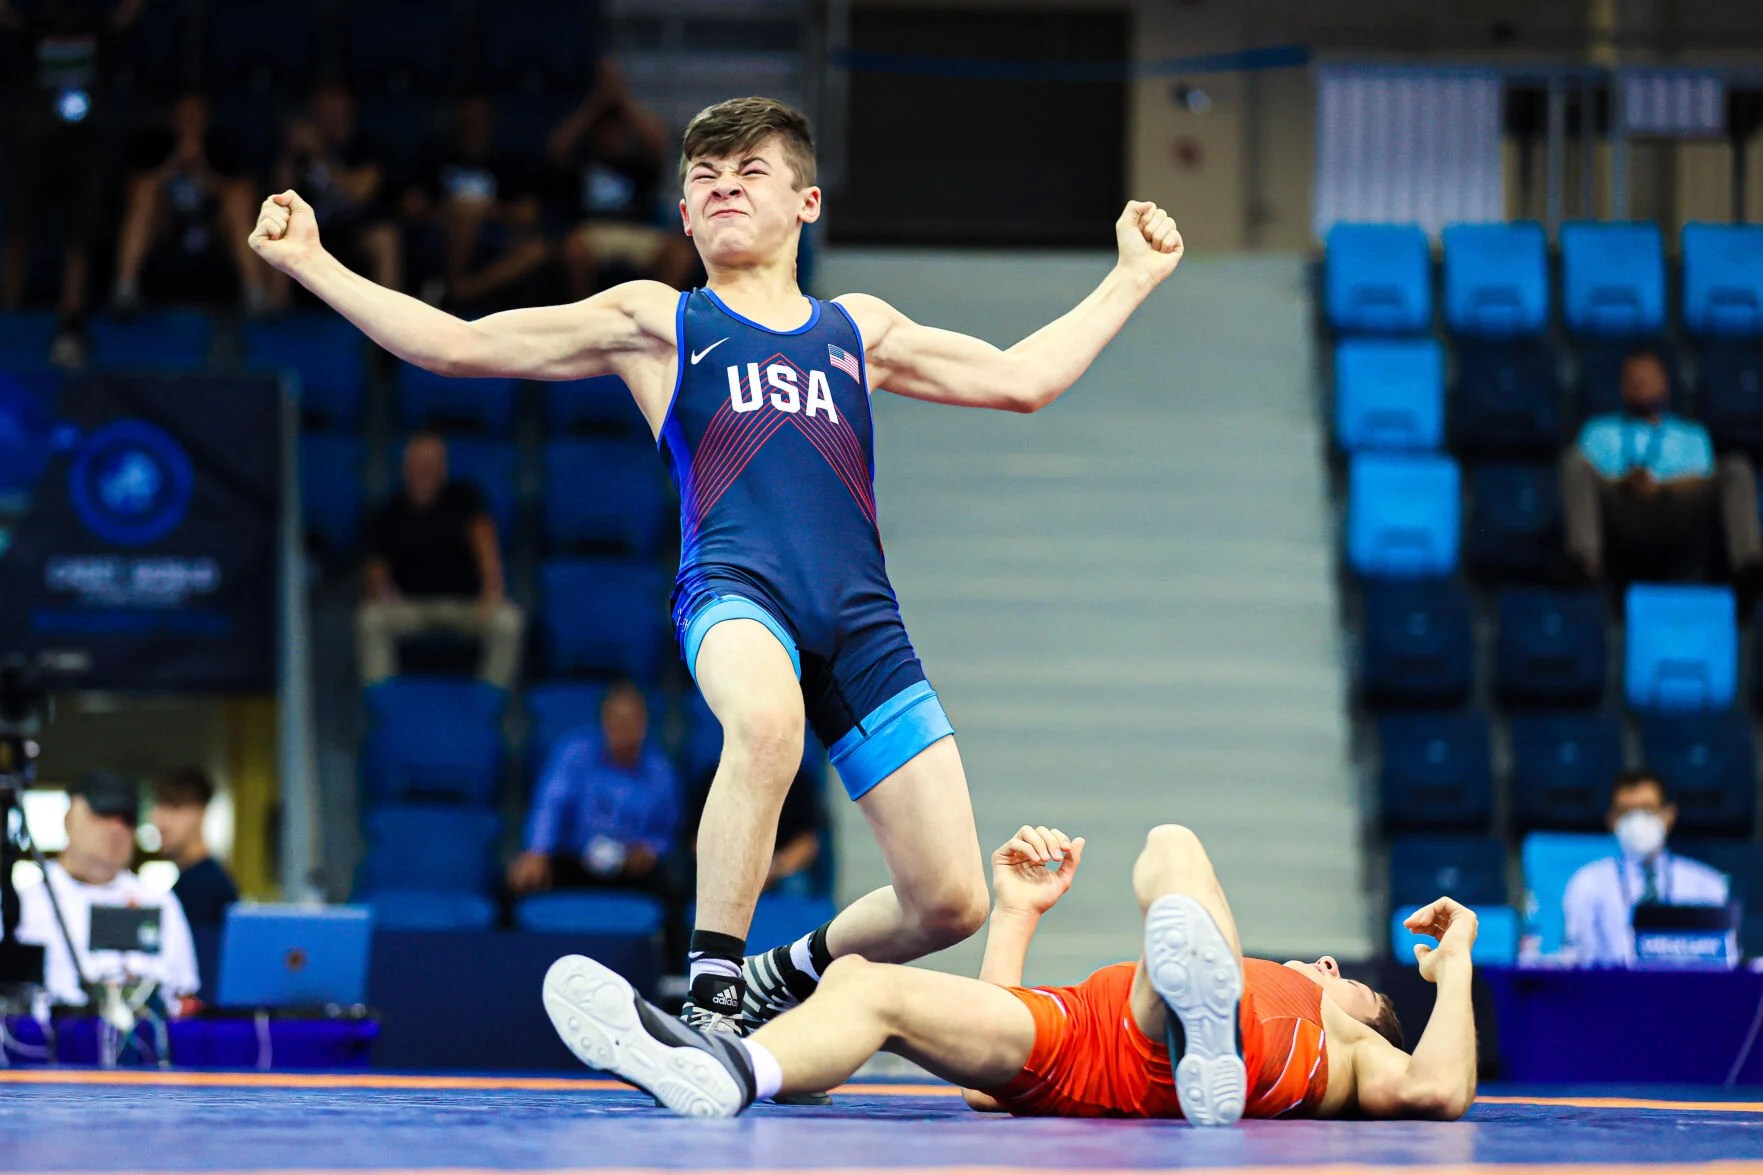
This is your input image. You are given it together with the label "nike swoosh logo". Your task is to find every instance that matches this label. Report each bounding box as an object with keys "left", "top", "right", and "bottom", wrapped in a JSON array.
[{"left": 690, "top": 338, "right": 729, "bottom": 365}]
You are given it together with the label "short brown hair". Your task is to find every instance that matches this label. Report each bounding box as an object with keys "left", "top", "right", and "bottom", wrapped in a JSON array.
[
  {"left": 679, "top": 97, "right": 816, "bottom": 190},
  {"left": 152, "top": 766, "right": 215, "bottom": 809},
  {"left": 1367, "top": 991, "right": 1406, "bottom": 1052}
]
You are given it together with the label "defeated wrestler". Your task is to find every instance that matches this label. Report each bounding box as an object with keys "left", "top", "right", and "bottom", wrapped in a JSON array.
[{"left": 541, "top": 822, "right": 1478, "bottom": 1123}]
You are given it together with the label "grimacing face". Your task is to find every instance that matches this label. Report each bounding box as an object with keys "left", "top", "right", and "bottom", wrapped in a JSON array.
[
  {"left": 1283, "top": 955, "right": 1382, "bottom": 1025},
  {"left": 679, "top": 135, "right": 820, "bottom": 269}
]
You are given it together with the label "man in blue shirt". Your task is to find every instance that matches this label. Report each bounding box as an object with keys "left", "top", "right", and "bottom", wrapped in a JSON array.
[{"left": 1563, "top": 349, "right": 1762, "bottom": 588}]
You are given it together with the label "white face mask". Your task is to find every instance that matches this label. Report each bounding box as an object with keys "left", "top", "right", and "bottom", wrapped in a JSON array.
[{"left": 1614, "top": 809, "right": 1667, "bottom": 859}]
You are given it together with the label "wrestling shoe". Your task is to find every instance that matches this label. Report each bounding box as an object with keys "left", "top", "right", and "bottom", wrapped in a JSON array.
[
  {"left": 742, "top": 946, "right": 832, "bottom": 1106},
  {"left": 680, "top": 972, "right": 747, "bottom": 1036},
  {"left": 543, "top": 954, "right": 756, "bottom": 1118},
  {"left": 1143, "top": 894, "right": 1247, "bottom": 1127}
]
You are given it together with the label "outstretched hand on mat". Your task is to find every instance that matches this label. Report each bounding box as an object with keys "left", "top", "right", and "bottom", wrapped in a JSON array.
[
  {"left": 1115, "top": 201, "right": 1184, "bottom": 285},
  {"left": 992, "top": 825, "right": 1085, "bottom": 916},
  {"left": 249, "top": 190, "right": 323, "bottom": 275},
  {"left": 1403, "top": 896, "right": 1479, "bottom": 983}
]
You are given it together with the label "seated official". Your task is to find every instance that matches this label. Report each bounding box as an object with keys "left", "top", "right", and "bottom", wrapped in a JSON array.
[
  {"left": 15, "top": 772, "right": 200, "bottom": 1010},
  {"left": 1563, "top": 769, "right": 1731, "bottom": 967}
]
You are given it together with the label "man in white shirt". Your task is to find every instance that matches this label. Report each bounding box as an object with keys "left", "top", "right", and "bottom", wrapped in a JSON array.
[
  {"left": 15, "top": 772, "right": 200, "bottom": 1008},
  {"left": 1562, "top": 769, "right": 1731, "bottom": 966}
]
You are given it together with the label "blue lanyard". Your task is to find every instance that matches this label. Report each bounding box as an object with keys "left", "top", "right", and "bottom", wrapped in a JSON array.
[
  {"left": 1622, "top": 421, "right": 1666, "bottom": 473},
  {"left": 1616, "top": 854, "right": 1671, "bottom": 906}
]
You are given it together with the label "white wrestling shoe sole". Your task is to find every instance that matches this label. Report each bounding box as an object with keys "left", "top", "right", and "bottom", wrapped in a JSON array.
[
  {"left": 1143, "top": 894, "right": 1248, "bottom": 1127},
  {"left": 542, "top": 955, "right": 745, "bottom": 1119}
]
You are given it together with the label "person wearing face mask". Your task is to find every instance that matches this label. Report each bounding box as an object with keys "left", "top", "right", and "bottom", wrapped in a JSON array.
[
  {"left": 1561, "top": 349, "right": 1763, "bottom": 593},
  {"left": 1561, "top": 770, "right": 1731, "bottom": 967}
]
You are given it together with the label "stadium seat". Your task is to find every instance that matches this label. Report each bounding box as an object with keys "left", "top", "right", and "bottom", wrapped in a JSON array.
[
  {"left": 523, "top": 681, "right": 668, "bottom": 780},
  {"left": 1333, "top": 338, "right": 1445, "bottom": 452},
  {"left": 1377, "top": 711, "right": 1494, "bottom": 831},
  {"left": 1346, "top": 453, "right": 1461, "bottom": 579},
  {"left": 1359, "top": 580, "right": 1474, "bottom": 705},
  {"left": 1388, "top": 835, "right": 1509, "bottom": 906},
  {"left": 1695, "top": 343, "right": 1763, "bottom": 457},
  {"left": 539, "top": 559, "right": 670, "bottom": 679},
  {"left": 1494, "top": 588, "right": 1606, "bottom": 707},
  {"left": 1391, "top": 905, "right": 1518, "bottom": 965},
  {"left": 1521, "top": 831, "right": 1618, "bottom": 956},
  {"left": 204, "top": 0, "right": 319, "bottom": 93},
  {"left": 1465, "top": 462, "right": 1561, "bottom": 581},
  {"left": 1638, "top": 712, "right": 1758, "bottom": 836},
  {"left": 342, "top": 0, "right": 458, "bottom": 93},
  {"left": 357, "top": 805, "right": 501, "bottom": 895},
  {"left": 1624, "top": 585, "right": 1737, "bottom": 713},
  {"left": 396, "top": 365, "right": 517, "bottom": 434},
  {"left": 515, "top": 892, "right": 664, "bottom": 936},
  {"left": 387, "top": 437, "right": 519, "bottom": 539},
  {"left": 1509, "top": 712, "right": 1624, "bottom": 833},
  {"left": 743, "top": 894, "right": 839, "bottom": 954},
  {"left": 1682, "top": 223, "right": 1763, "bottom": 338},
  {"left": 366, "top": 889, "right": 498, "bottom": 931},
  {"left": 542, "top": 439, "right": 668, "bottom": 555},
  {"left": 361, "top": 678, "right": 508, "bottom": 805},
  {"left": 356, "top": 94, "right": 439, "bottom": 178},
  {"left": 1442, "top": 221, "right": 1549, "bottom": 338},
  {"left": 1452, "top": 341, "right": 1562, "bottom": 455},
  {"left": 299, "top": 433, "right": 366, "bottom": 564},
  {"left": 1560, "top": 221, "right": 1666, "bottom": 339},
  {"left": 244, "top": 316, "right": 368, "bottom": 428},
  {"left": 1676, "top": 840, "right": 1763, "bottom": 957},
  {"left": 477, "top": 0, "right": 597, "bottom": 94},
  {"left": 0, "top": 311, "right": 59, "bottom": 366},
  {"left": 1323, "top": 224, "right": 1431, "bottom": 335},
  {"left": 89, "top": 311, "right": 214, "bottom": 370},
  {"left": 544, "top": 374, "right": 649, "bottom": 435}
]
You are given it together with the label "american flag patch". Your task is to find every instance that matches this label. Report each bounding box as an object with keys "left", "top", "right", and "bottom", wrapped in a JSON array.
[{"left": 828, "top": 343, "right": 861, "bottom": 383}]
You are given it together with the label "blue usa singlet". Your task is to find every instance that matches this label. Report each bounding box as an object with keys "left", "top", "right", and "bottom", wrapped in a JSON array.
[{"left": 657, "top": 288, "right": 953, "bottom": 799}]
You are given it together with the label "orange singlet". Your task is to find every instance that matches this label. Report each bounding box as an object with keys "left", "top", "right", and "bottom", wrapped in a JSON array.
[{"left": 983, "top": 958, "right": 1329, "bottom": 1119}]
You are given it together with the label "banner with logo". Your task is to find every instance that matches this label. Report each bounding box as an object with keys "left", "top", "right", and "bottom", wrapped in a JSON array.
[{"left": 0, "top": 372, "right": 283, "bottom": 691}]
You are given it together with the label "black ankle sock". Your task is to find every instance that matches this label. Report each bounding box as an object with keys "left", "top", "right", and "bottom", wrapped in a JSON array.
[
  {"left": 688, "top": 929, "right": 746, "bottom": 987},
  {"left": 807, "top": 923, "right": 834, "bottom": 975}
]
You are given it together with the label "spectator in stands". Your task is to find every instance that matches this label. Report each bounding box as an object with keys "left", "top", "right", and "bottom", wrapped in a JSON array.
[
  {"left": 0, "top": 0, "right": 144, "bottom": 366},
  {"left": 403, "top": 94, "right": 553, "bottom": 313},
  {"left": 1562, "top": 348, "right": 1763, "bottom": 591},
  {"left": 689, "top": 762, "right": 822, "bottom": 895},
  {"left": 1562, "top": 769, "right": 1730, "bottom": 967},
  {"left": 148, "top": 766, "right": 238, "bottom": 1001},
  {"left": 113, "top": 94, "right": 266, "bottom": 314},
  {"left": 15, "top": 771, "right": 200, "bottom": 1008},
  {"left": 357, "top": 431, "right": 523, "bottom": 689},
  {"left": 269, "top": 82, "right": 401, "bottom": 304},
  {"left": 507, "top": 682, "right": 680, "bottom": 901},
  {"left": 546, "top": 61, "right": 696, "bottom": 297}
]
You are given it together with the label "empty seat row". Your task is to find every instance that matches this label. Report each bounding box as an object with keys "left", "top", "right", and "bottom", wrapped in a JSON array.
[{"left": 1326, "top": 221, "right": 1763, "bottom": 340}]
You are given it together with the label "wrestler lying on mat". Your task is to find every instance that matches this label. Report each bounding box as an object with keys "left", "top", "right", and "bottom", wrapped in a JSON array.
[{"left": 542, "top": 822, "right": 1478, "bottom": 1124}]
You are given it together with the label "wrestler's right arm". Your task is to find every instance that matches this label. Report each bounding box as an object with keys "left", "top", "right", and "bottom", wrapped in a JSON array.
[
  {"left": 247, "top": 190, "right": 675, "bottom": 383},
  {"left": 1352, "top": 897, "right": 1480, "bottom": 1120}
]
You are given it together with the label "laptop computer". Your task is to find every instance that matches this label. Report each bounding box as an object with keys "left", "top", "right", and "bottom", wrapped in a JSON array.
[{"left": 215, "top": 905, "right": 374, "bottom": 1009}]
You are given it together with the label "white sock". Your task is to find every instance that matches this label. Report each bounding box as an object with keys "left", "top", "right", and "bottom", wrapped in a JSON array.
[
  {"left": 788, "top": 934, "right": 823, "bottom": 982},
  {"left": 740, "top": 1037, "right": 784, "bottom": 1101},
  {"left": 689, "top": 955, "right": 741, "bottom": 986}
]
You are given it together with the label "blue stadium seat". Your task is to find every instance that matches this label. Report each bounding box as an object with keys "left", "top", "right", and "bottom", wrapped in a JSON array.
[
  {"left": 386, "top": 437, "right": 519, "bottom": 540},
  {"left": 542, "top": 439, "right": 667, "bottom": 555},
  {"left": 1388, "top": 835, "right": 1509, "bottom": 906},
  {"left": 1333, "top": 338, "right": 1444, "bottom": 452},
  {"left": 1465, "top": 462, "right": 1561, "bottom": 581},
  {"left": 1392, "top": 905, "right": 1518, "bottom": 965},
  {"left": 1624, "top": 585, "right": 1737, "bottom": 713},
  {"left": 1521, "top": 831, "right": 1618, "bottom": 956},
  {"left": 1509, "top": 712, "right": 1624, "bottom": 832},
  {"left": 1377, "top": 711, "right": 1494, "bottom": 831},
  {"left": 1638, "top": 712, "right": 1758, "bottom": 836},
  {"left": 0, "top": 311, "right": 59, "bottom": 366},
  {"left": 396, "top": 365, "right": 517, "bottom": 434},
  {"left": 743, "top": 894, "right": 839, "bottom": 954},
  {"left": 342, "top": 0, "right": 458, "bottom": 93},
  {"left": 366, "top": 889, "right": 498, "bottom": 931},
  {"left": 1359, "top": 580, "right": 1473, "bottom": 705},
  {"left": 1682, "top": 223, "right": 1763, "bottom": 338},
  {"left": 523, "top": 681, "right": 668, "bottom": 781},
  {"left": 1696, "top": 343, "right": 1763, "bottom": 457},
  {"left": 1676, "top": 840, "right": 1763, "bottom": 957},
  {"left": 1560, "top": 221, "right": 1666, "bottom": 339},
  {"left": 357, "top": 805, "right": 501, "bottom": 895},
  {"left": 515, "top": 892, "right": 663, "bottom": 936},
  {"left": 539, "top": 559, "right": 670, "bottom": 679},
  {"left": 361, "top": 678, "right": 508, "bottom": 804},
  {"left": 1494, "top": 588, "right": 1606, "bottom": 707},
  {"left": 245, "top": 316, "right": 368, "bottom": 429},
  {"left": 544, "top": 374, "right": 648, "bottom": 435},
  {"left": 299, "top": 433, "right": 366, "bottom": 564},
  {"left": 204, "top": 0, "right": 319, "bottom": 93},
  {"left": 89, "top": 311, "right": 214, "bottom": 370},
  {"left": 1442, "top": 222, "right": 1549, "bottom": 338},
  {"left": 477, "top": 0, "right": 597, "bottom": 94},
  {"left": 1452, "top": 341, "right": 1561, "bottom": 455},
  {"left": 1323, "top": 224, "right": 1431, "bottom": 335},
  {"left": 1346, "top": 454, "right": 1461, "bottom": 579}
]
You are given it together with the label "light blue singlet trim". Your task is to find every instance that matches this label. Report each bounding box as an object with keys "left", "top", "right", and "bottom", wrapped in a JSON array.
[
  {"left": 683, "top": 593, "right": 802, "bottom": 682},
  {"left": 829, "top": 681, "right": 955, "bottom": 801}
]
